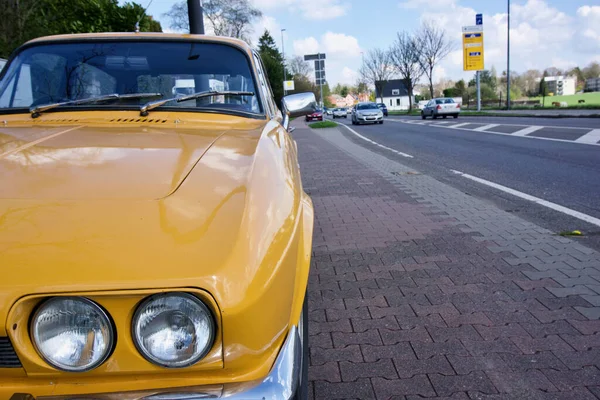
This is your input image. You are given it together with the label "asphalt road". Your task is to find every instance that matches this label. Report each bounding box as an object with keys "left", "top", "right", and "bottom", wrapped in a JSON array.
[{"left": 330, "top": 114, "right": 600, "bottom": 249}]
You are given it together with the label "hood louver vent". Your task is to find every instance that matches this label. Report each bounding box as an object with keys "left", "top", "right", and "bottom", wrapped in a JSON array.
[
  {"left": 109, "top": 118, "right": 168, "bottom": 124},
  {"left": 32, "top": 119, "right": 80, "bottom": 124}
]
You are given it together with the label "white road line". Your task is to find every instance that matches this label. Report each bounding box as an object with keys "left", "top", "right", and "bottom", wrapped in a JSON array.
[
  {"left": 473, "top": 124, "right": 500, "bottom": 132},
  {"left": 450, "top": 122, "right": 471, "bottom": 128},
  {"left": 575, "top": 129, "right": 600, "bottom": 144},
  {"left": 512, "top": 126, "right": 544, "bottom": 136},
  {"left": 389, "top": 119, "right": 600, "bottom": 147},
  {"left": 451, "top": 170, "right": 600, "bottom": 228},
  {"left": 340, "top": 124, "right": 414, "bottom": 158}
]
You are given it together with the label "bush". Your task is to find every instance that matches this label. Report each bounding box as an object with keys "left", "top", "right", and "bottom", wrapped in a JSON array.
[{"left": 309, "top": 121, "right": 338, "bottom": 129}]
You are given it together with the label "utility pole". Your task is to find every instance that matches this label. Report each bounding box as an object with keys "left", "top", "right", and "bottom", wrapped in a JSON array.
[
  {"left": 318, "top": 53, "right": 324, "bottom": 108},
  {"left": 281, "top": 28, "right": 287, "bottom": 96},
  {"left": 506, "top": 0, "right": 511, "bottom": 109},
  {"left": 187, "top": 0, "right": 204, "bottom": 34},
  {"left": 476, "top": 71, "right": 481, "bottom": 111}
]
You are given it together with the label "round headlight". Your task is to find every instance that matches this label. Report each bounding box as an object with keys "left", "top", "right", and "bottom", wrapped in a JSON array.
[
  {"left": 132, "top": 293, "right": 215, "bottom": 368},
  {"left": 31, "top": 297, "right": 113, "bottom": 372}
]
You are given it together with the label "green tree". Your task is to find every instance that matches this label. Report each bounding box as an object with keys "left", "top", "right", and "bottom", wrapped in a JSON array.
[
  {"left": 1, "top": 0, "right": 161, "bottom": 58},
  {"left": 258, "top": 29, "right": 288, "bottom": 105},
  {"left": 340, "top": 85, "right": 349, "bottom": 97},
  {"left": 539, "top": 76, "right": 549, "bottom": 107}
]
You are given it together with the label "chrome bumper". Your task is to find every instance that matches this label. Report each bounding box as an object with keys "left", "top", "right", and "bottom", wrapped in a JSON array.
[{"left": 25, "top": 326, "right": 301, "bottom": 400}]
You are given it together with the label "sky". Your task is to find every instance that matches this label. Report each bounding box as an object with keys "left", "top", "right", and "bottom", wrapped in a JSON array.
[{"left": 134, "top": 0, "right": 600, "bottom": 87}]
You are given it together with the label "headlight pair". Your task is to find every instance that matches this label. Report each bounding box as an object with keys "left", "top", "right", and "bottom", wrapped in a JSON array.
[{"left": 31, "top": 293, "right": 214, "bottom": 372}]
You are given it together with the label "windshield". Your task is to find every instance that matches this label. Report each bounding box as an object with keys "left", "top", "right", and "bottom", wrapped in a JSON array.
[
  {"left": 357, "top": 103, "right": 378, "bottom": 110},
  {"left": 435, "top": 98, "right": 455, "bottom": 104},
  {"left": 0, "top": 41, "right": 262, "bottom": 115}
]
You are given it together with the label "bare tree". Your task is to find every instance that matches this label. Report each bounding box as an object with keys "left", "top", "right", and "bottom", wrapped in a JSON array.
[
  {"left": 360, "top": 48, "right": 393, "bottom": 104},
  {"left": 389, "top": 32, "right": 423, "bottom": 111},
  {"left": 288, "top": 56, "right": 312, "bottom": 78},
  {"left": 164, "top": 0, "right": 262, "bottom": 43},
  {"left": 417, "top": 20, "right": 454, "bottom": 99}
]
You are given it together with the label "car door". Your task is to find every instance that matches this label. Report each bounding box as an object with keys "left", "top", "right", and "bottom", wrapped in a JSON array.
[{"left": 424, "top": 101, "right": 432, "bottom": 116}]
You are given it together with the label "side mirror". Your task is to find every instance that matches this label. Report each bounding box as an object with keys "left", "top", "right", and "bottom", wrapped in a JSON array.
[{"left": 282, "top": 92, "right": 317, "bottom": 118}]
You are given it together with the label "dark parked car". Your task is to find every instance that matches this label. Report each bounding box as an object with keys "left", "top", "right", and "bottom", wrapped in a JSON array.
[{"left": 376, "top": 103, "right": 388, "bottom": 116}]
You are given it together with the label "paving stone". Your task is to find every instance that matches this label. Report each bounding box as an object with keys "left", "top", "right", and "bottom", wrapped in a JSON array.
[
  {"left": 552, "top": 348, "right": 600, "bottom": 369},
  {"left": 430, "top": 371, "right": 498, "bottom": 396},
  {"left": 543, "top": 367, "right": 600, "bottom": 390},
  {"left": 333, "top": 330, "right": 383, "bottom": 348},
  {"left": 310, "top": 332, "right": 333, "bottom": 349},
  {"left": 314, "top": 378, "right": 375, "bottom": 399},
  {"left": 345, "top": 295, "right": 388, "bottom": 310},
  {"left": 510, "top": 335, "right": 574, "bottom": 354},
  {"left": 474, "top": 324, "right": 531, "bottom": 341},
  {"left": 442, "top": 312, "right": 494, "bottom": 327},
  {"left": 340, "top": 359, "right": 398, "bottom": 381},
  {"left": 568, "top": 319, "right": 600, "bottom": 335},
  {"left": 380, "top": 327, "right": 432, "bottom": 344},
  {"left": 326, "top": 306, "right": 371, "bottom": 322},
  {"left": 369, "top": 305, "right": 415, "bottom": 319},
  {"left": 372, "top": 375, "right": 436, "bottom": 398},
  {"left": 412, "top": 339, "right": 470, "bottom": 359},
  {"left": 575, "top": 307, "right": 600, "bottom": 320},
  {"left": 396, "top": 314, "right": 448, "bottom": 329},
  {"left": 310, "top": 319, "right": 353, "bottom": 335},
  {"left": 391, "top": 355, "right": 456, "bottom": 379},
  {"left": 547, "top": 286, "right": 597, "bottom": 298},
  {"left": 561, "top": 333, "right": 600, "bottom": 351},
  {"left": 353, "top": 316, "right": 400, "bottom": 332},
  {"left": 462, "top": 338, "right": 523, "bottom": 356},
  {"left": 309, "top": 361, "right": 341, "bottom": 382},
  {"left": 447, "top": 354, "right": 509, "bottom": 375},
  {"left": 520, "top": 320, "right": 581, "bottom": 338},
  {"left": 498, "top": 351, "right": 567, "bottom": 371},
  {"left": 486, "top": 370, "right": 557, "bottom": 392},
  {"left": 362, "top": 343, "right": 416, "bottom": 362},
  {"left": 310, "top": 345, "right": 363, "bottom": 366},
  {"left": 428, "top": 325, "right": 484, "bottom": 342}
]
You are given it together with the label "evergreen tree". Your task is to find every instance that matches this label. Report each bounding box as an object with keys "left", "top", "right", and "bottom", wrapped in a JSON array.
[{"left": 257, "top": 29, "right": 287, "bottom": 106}]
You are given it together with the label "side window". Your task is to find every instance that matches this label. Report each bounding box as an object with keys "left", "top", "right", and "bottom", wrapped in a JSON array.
[
  {"left": 253, "top": 53, "right": 276, "bottom": 117},
  {"left": 396, "top": 98, "right": 400, "bottom": 106},
  {"left": 0, "top": 64, "right": 33, "bottom": 107},
  {"left": 389, "top": 100, "right": 392, "bottom": 106}
]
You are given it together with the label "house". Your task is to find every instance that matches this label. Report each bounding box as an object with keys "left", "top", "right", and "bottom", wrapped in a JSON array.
[
  {"left": 374, "top": 79, "right": 413, "bottom": 110},
  {"left": 328, "top": 94, "right": 356, "bottom": 108},
  {"left": 585, "top": 77, "right": 600, "bottom": 92},
  {"left": 536, "top": 75, "right": 577, "bottom": 96}
]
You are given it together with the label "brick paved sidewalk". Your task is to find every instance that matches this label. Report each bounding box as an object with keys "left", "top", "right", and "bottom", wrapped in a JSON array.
[{"left": 293, "top": 122, "right": 600, "bottom": 400}]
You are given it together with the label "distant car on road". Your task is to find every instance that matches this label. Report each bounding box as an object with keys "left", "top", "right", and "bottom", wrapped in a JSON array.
[
  {"left": 324, "top": 107, "right": 333, "bottom": 115},
  {"left": 376, "top": 103, "right": 388, "bottom": 116},
  {"left": 347, "top": 107, "right": 353, "bottom": 115},
  {"left": 332, "top": 108, "right": 347, "bottom": 119},
  {"left": 352, "top": 102, "right": 384, "bottom": 125},
  {"left": 421, "top": 98, "right": 460, "bottom": 119},
  {"left": 306, "top": 108, "right": 324, "bottom": 122}
]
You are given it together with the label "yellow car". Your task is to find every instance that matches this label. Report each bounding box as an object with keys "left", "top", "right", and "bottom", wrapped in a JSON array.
[{"left": 0, "top": 33, "right": 315, "bottom": 399}]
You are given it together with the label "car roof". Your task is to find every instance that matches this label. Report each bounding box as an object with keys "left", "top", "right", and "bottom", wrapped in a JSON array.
[{"left": 23, "top": 32, "right": 254, "bottom": 55}]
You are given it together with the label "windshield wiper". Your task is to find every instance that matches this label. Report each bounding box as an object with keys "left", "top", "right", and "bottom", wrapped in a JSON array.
[
  {"left": 30, "top": 93, "right": 162, "bottom": 118},
  {"left": 139, "top": 90, "right": 255, "bottom": 116}
]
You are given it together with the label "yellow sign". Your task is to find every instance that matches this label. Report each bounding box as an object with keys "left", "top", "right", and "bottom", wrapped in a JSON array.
[
  {"left": 463, "top": 31, "right": 484, "bottom": 71},
  {"left": 283, "top": 80, "right": 295, "bottom": 91}
]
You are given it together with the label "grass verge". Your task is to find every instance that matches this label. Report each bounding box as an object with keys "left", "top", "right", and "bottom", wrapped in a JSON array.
[{"left": 309, "top": 121, "right": 338, "bottom": 129}]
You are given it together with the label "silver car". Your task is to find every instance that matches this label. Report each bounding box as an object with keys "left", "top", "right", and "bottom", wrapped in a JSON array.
[
  {"left": 421, "top": 98, "right": 461, "bottom": 119},
  {"left": 332, "top": 108, "right": 347, "bottom": 119},
  {"left": 352, "top": 102, "right": 384, "bottom": 125}
]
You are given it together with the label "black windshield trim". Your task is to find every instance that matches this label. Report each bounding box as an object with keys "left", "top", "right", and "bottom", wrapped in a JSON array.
[
  {"left": 0, "top": 37, "right": 266, "bottom": 117},
  {"left": 0, "top": 106, "right": 266, "bottom": 120}
]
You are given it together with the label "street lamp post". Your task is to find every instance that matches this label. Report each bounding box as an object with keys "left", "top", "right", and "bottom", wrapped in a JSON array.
[
  {"left": 507, "top": 0, "right": 511, "bottom": 109},
  {"left": 281, "top": 28, "right": 287, "bottom": 96}
]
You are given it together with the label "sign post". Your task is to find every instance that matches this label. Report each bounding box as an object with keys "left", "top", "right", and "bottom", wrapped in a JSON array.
[
  {"left": 305, "top": 53, "right": 327, "bottom": 107},
  {"left": 463, "top": 22, "right": 484, "bottom": 111}
]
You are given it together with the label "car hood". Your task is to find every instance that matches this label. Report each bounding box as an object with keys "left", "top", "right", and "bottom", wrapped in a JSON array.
[
  {"left": 0, "top": 123, "right": 229, "bottom": 200},
  {"left": 0, "top": 115, "right": 289, "bottom": 334}
]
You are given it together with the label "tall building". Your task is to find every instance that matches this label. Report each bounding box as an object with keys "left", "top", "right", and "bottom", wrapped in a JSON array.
[
  {"left": 585, "top": 77, "right": 600, "bottom": 92},
  {"left": 541, "top": 76, "right": 577, "bottom": 96}
]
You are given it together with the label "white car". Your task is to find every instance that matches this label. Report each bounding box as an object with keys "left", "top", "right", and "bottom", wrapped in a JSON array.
[
  {"left": 351, "top": 102, "right": 383, "bottom": 125},
  {"left": 332, "top": 108, "right": 347, "bottom": 118},
  {"left": 421, "top": 98, "right": 461, "bottom": 119}
]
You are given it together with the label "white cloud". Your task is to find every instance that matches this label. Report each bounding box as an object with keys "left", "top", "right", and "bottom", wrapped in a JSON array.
[
  {"left": 251, "top": 15, "right": 281, "bottom": 46},
  {"left": 322, "top": 32, "right": 362, "bottom": 58},
  {"left": 340, "top": 67, "right": 359, "bottom": 85},
  {"left": 399, "top": 0, "right": 456, "bottom": 9},
  {"left": 252, "top": 0, "right": 349, "bottom": 20},
  {"left": 293, "top": 37, "right": 320, "bottom": 56}
]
